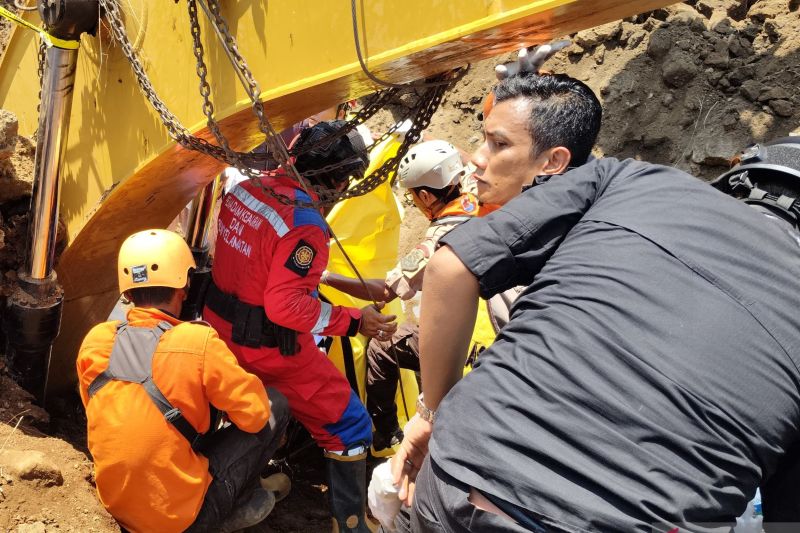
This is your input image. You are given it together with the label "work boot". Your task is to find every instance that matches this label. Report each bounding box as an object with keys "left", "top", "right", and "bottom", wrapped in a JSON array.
[
  {"left": 218, "top": 486, "right": 276, "bottom": 533},
  {"left": 325, "top": 451, "right": 375, "bottom": 533},
  {"left": 260, "top": 471, "right": 292, "bottom": 503}
]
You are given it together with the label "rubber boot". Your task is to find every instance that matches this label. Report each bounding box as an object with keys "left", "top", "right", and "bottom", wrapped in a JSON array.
[
  {"left": 218, "top": 486, "right": 276, "bottom": 533},
  {"left": 371, "top": 427, "right": 403, "bottom": 458},
  {"left": 325, "top": 452, "right": 375, "bottom": 533},
  {"left": 260, "top": 471, "right": 292, "bottom": 503}
]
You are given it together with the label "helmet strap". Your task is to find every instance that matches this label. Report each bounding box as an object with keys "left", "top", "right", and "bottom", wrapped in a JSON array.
[
  {"left": 743, "top": 187, "right": 800, "bottom": 229},
  {"left": 721, "top": 170, "right": 800, "bottom": 228}
]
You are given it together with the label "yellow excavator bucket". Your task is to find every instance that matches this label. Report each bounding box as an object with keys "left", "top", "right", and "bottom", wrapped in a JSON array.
[{"left": 0, "top": 0, "right": 677, "bottom": 392}]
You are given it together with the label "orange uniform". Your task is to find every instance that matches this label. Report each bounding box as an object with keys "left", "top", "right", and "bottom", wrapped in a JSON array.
[
  {"left": 385, "top": 192, "right": 483, "bottom": 300},
  {"left": 76, "top": 307, "right": 270, "bottom": 533}
]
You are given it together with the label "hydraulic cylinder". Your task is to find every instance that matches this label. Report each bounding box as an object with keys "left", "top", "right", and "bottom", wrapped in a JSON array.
[
  {"left": 5, "top": 0, "right": 97, "bottom": 402},
  {"left": 181, "top": 174, "right": 223, "bottom": 320}
]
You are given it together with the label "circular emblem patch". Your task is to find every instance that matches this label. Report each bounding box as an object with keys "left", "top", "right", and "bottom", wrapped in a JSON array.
[
  {"left": 460, "top": 195, "right": 476, "bottom": 213},
  {"left": 294, "top": 245, "right": 314, "bottom": 267}
]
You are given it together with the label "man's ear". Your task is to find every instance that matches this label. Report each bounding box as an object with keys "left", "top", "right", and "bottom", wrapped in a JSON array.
[
  {"left": 541, "top": 147, "right": 572, "bottom": 175},
  {"left": 417, "top": 189, "right": 435, "bottom": 206}
]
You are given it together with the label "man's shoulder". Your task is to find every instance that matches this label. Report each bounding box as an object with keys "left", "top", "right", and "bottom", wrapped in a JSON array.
[
  {"left": 160, "top": 321, "right": 215, "bottom": 354},
  {"left": 80, "top": 320, "right": 120, "bottom": 349},
  {"left": 76, "top": 321, "right": 120, "bottom": 377},
  {"left": 593, "top": 156, "right": 697, "bottom": 186},
  {"left": 291, "top": 194, "right": 326, "bottom": 231}
]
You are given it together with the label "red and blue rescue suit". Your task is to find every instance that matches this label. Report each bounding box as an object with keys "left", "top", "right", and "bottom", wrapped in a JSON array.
[{"left": 205, "top": 172, "right": 371, "bottom": 452}]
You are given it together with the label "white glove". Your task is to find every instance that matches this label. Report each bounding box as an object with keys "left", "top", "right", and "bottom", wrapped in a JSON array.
[
  {"left": 367, "top": 460, "right": 402, "bottom": 532},
  {"left": 494, "top": 39, "right": 571, "bottom": 80},
  {"left": 393, "top": 119, "right": 413, "bottom": 140}
]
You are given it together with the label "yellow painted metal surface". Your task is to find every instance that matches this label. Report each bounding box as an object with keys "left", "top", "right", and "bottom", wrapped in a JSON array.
[{"left": 0, "top": 0, "right": 677, "bottom": 392}]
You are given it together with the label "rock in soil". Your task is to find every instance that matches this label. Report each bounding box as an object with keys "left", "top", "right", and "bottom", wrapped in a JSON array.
[{"left": 0, "top": 450, "right": 63, "bottom": 487}]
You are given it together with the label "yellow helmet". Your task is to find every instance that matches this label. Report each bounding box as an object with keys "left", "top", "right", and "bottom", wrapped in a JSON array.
[{"left": 117, "top": 229, "right": 195, "bottom": 293}]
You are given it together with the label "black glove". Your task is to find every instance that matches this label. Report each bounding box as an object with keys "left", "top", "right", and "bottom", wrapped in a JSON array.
[{"left": 275, "top": 324, "right": 299, "bottom": 356}]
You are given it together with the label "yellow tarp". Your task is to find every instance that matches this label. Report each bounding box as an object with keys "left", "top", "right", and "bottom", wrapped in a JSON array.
[
  {"left": 321, "top": 134, "right": 419, "bottom": 434},
  {"left": 466, "top": 299, "right": 497, "bottom": 374}
]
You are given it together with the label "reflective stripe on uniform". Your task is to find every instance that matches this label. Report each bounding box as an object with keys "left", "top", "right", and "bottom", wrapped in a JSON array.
[
  {"left": 230, "top": 184, "right": 290, "bottom": 237},
  {"left": 311, "top": 301, "right": 332, "bottom": 334}
]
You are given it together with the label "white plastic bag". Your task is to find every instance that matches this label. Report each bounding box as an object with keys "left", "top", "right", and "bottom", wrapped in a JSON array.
[
  {"left": 734, "top": 489, "right": 763, "bottom": 533},
  {"left": 368, "top": 460, "right": 402, "bottom": 532}
]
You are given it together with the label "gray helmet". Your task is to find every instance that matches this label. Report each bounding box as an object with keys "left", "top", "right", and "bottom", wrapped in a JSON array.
[{"left": 711, "top": 137, "right": 800, "bottom": 226}]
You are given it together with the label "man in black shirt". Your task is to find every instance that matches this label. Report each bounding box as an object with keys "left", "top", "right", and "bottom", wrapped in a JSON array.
[
  {"left": 392, "top": 71, "right": 605, "bottom": 531},
  {"left": 392, "top": 77, "right": 800, "bottom": 531}
]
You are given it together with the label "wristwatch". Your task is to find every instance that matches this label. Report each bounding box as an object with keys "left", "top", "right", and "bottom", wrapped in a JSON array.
[{"left": 416, "top": 394, "right": 436, "bottom": 424}]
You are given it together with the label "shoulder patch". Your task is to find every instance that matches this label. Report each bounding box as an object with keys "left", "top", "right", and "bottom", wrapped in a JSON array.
[
  {"left": 285, "top": 239, "right": 316, "bottom": 277},
  {"left": 460, "top": 195, "right": 477, "bottom": 213},
  {"left": 400, "top": 248, "right": 426, "bottom": 273}
]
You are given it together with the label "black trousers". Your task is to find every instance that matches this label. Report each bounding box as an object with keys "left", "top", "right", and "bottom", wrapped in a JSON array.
[
  {"left": 391, "top": 458, "right": 545, "bottom": 533},
  {"left": 366, "top": 323, "right": 420, "bottom": 435},
  {"left": 185, "top": 388, "right": 290, "bottom": 532}
]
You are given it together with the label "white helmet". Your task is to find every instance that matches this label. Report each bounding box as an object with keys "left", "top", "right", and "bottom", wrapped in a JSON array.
[{"left": 397, "top": 140, "right": 466, "bottom": 190}]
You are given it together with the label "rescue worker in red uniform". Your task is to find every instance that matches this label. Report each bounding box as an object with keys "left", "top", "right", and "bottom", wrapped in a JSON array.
[
  {"left": 321, "top": 140, "right": 482, "bottom": 452},
  {"left": 204, "top": 121, "right": 396, "bottom": 533}
]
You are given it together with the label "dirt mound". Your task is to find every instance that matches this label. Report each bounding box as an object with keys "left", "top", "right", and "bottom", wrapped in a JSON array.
[
  {"left": 381, "top": 0, "right": 800, "bottom": 268},
  {"left": 0, "top": 359, "right": 117, "bottom": 533},
  {"left": 392, "top": 0, "right": 800, "bottom": 181}
]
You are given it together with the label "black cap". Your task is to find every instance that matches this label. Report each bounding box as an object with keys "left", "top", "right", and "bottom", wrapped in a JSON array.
[{"left": 293, "top": 121, "right": 370, "bottom": 187}]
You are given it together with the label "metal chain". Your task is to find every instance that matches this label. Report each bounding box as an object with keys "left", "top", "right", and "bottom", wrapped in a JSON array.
[
  {"left": 198, "top": 0, "right": 416, "bottom": 177},
  {"left": 33, "top": 39, "right": 45, "bottom": 137},
  {"left": 192, "top": 0, "right": 460, "bottom": 207},
  {"left": 100, "top": 0, "right": 395, "bottom": 181},
  {"left": 186, "top": 0, "right": 252, "bottom": 173},
  {"left": 100, "top": 0, "right": 461, "bottom": 209},
  {"left": 99, "top": 0, "right": 241, "bottom": 163},
  {"left": 197, "top": 0, "right": 293, "bottom": 172}
]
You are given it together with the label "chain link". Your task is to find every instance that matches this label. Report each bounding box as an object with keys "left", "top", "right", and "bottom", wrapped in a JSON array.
[
  {"left": 99, "top": 0, "right": 461, "bottom": 208},
  {"left": 32, "top": 39, "right": 45, "bottom": 138},
  {"left": 99, "top": 0, "right": 234, "bottom": 161}
]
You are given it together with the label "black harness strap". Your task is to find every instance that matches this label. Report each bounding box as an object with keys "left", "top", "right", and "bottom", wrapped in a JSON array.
[
  {"left": 340, "top": 337, "right": 359, "bottom": 394},
  {"left": 316, "top": 293, "right": 359, "bottom": 393},
  {"left": 205, "top": 279, "right": 302, "bottom": 355}
]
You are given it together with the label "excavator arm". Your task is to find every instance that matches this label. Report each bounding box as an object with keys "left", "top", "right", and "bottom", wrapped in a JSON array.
[{"left": 0, "top": 0, "right": 677, "bottom": 394}]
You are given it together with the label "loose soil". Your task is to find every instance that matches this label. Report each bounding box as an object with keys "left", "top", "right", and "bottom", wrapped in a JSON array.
[{"left": 1, "top": 1, "right": 799, "bottom": 531}]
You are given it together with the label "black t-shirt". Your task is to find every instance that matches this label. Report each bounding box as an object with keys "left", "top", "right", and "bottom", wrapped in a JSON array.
[{"left": 433, "top": 158, "right": 800, "bottom": 532}]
